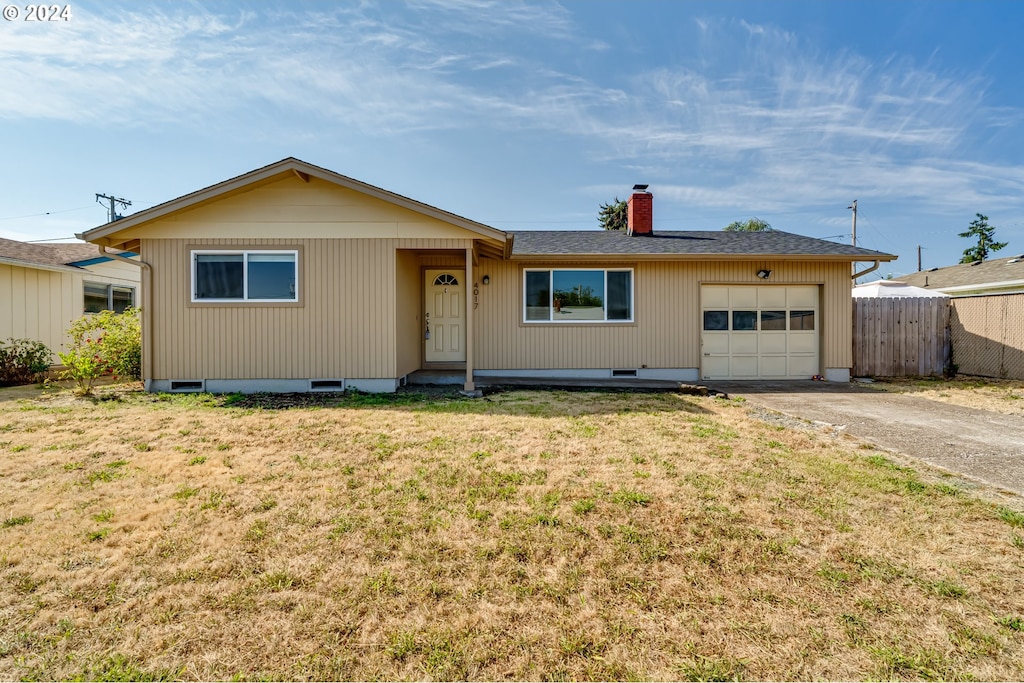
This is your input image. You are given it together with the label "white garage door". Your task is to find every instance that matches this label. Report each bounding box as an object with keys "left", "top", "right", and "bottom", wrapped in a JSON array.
[{"left": 701, "top": 285, "right": 819, "bottom": 380}]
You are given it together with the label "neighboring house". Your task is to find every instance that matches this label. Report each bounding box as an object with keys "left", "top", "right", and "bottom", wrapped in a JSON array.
[
  {"left": 79, "top": 158, "right": 895, "bottom": 393},
  {"left": 0, "top": 238, "right": 140, "bottom": 359},
  {"left": 896, "top": 256, "right": 1024, "bottom": 297}
]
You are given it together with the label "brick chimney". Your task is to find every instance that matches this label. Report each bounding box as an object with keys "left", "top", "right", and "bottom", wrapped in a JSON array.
[{"left": 627, "top": 185, "right": 652, "bottom": 236}]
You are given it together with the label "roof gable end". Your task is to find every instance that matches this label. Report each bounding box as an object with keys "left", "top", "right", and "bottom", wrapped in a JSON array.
[{"left": 79, "top": 158, "right": 508, "bottom": 249}]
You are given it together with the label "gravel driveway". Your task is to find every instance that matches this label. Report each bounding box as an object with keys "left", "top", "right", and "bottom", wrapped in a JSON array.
[{"left": 710, "top": 380, "right": 1024, "bottom": 498}]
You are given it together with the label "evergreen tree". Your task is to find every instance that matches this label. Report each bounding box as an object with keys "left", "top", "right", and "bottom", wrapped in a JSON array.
[
  {"left": 959, "top": 213, "right": 1007, "bottom": 263},
  {"left": 598, "top": 198, "right": 628, "bottom": 231}
]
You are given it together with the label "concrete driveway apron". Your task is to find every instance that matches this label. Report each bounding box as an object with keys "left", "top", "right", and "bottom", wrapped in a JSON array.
[{"left": 709, "top": 380, "right": 1024, "bottom": 498}]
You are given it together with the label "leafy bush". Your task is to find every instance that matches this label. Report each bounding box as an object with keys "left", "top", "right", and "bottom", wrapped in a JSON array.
[
  {"left": 59, "top": 308, "right": 141, "bottom": 395},
  {"left": 0, "top": 338, "right": 52, "bottom": 386}
]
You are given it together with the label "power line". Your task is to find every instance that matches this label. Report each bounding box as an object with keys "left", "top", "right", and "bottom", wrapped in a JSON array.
[{"left": 0, "top": 205, "right": 95, "bottom": 222}]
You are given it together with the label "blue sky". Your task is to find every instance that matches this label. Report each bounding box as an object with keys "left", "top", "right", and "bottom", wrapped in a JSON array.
[{"left": 2, "top": 1, "right": 1023, "bottom": 277}]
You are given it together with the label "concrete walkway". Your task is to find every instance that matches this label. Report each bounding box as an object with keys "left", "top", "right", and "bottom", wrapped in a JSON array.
[{"left": 710, "top": 380, "right": 1024, "bottom": 498}]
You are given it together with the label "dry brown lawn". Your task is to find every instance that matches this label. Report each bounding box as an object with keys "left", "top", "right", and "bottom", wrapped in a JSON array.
[
  {"left": 1, "top": 383, "right": 1022, "bottom": 681},
  {"left": 869, "top": 376, "right": 1024, "bottom": 417}
]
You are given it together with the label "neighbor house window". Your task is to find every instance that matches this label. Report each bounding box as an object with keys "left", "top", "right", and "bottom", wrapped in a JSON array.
[
  {"left": 523, "top": 268, "right": 633, "bottom": 323},
  {"left": 191, "top": 250, "right": 298, "bottom": 302},
  {"left": 84, "top": 282, "right": 135, "bottom": 314}
]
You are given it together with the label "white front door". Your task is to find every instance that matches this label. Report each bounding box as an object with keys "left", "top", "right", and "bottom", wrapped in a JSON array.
[{"left": 425, "top": 270, "right": 466, "bottom": 363}]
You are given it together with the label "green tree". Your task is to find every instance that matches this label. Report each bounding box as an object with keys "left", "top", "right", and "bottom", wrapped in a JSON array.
[
  {"left": 723, "top": 217, "right": 773, "bottom": 232},
  {"left": 959, "top": 213, "right": 1007, "bottom": 263},
  {"left": 598, "top": 198, "right": 628, "bottom": 231}
]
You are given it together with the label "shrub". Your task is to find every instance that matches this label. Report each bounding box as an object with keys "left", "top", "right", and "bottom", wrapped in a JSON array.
[
  {"left": 0, "top": 338, "right": 52, "bottom": 386},
  {"left": 59, "top": 308, "right": 141, "bottom": 395}
]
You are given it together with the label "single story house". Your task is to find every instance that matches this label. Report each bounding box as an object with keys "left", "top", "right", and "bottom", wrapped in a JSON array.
[
  {"left": 0, "top": 238, "right": 140, "bottom": 359},
  {"left": 896, "top": 256, "right": 1024, "bottom": 297},
  {"left": 78, "top": 158, "right": 895, "bottom": 393}
]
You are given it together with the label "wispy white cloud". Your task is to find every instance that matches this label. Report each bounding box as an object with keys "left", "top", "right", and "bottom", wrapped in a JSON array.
[{"left": 2, "top": 3, "right": 1021, "bottom": 231}]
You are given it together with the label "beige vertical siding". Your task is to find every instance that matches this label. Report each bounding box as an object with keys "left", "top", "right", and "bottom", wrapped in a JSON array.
[
  {"left": 0, "top": 263, "right": 139, "bottom": 360},
  {"left": 145, "top": 238, "right": 472, "bottom": 380},
  {"left": 475, "top": 258, "right": 853, "bottom": 370},
  {"left": 395, "top": 250, "right": 421, "bottom": 377}
]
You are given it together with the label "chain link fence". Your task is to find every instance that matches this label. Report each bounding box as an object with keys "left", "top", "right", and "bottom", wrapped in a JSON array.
[{"left": 949, "top": 293, "right": 1024, "bottom": 379}]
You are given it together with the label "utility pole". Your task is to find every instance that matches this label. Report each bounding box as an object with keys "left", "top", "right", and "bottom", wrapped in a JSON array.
[
  {"left": 848, "top": 199, "right": 858, "bottom": 277},
  {"left": 917, "top": 245, "right": 922, "bottom": 272},
  {"left": 95, "top": 193, "right": 131, "bottom": 223},
  {"left": 848, "top": 199, "right": 858, "bottom": 247}
]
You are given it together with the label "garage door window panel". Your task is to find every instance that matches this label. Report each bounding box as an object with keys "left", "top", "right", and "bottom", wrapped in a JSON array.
[
  {"left": 790, "top": 310, "right": 815, "bottom": 330},
  {"left": 704, "top": 311, "right": 728, "bottom": 331},
  {"left": 732, "top": 311, "right": 757, "bottom": 331},
  {"left": 760, "top": 310, "right": 787, "bottom": 331}
]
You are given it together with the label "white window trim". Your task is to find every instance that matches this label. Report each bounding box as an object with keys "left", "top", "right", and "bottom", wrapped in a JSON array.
[
  {"left": 84, "top": 281, "right": 136, "bottom": 314},
  {"left": 523, "top": 267, "right": 634, "bottom": 323},
  {"left": 191, "top": 250, "right": 299, "bottom": 303}
]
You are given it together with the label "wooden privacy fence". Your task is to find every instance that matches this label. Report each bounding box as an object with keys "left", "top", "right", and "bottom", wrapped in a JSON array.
[
  {"left": 853, "top": 298, "right": 950, "bottom": 377},
  {"left": 949, "top": 293, "right": 1024, "bottom": 379}
]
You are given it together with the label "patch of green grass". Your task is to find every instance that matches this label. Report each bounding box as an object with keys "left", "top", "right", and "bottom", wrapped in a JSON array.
[
  {"left": 87, "top": 528, "right": 111, "bottom": 542},
  {"left": 690, "top": 417, "right": 739, "bottom": 440},
  {"left": 261, "top": 569, "right": 301, "bottom": 592},
  {"left": 678, "top": 655, "right": 747, "bottom": 682},
  {"left": 187, "top": 455, "right": 207, "bottom": 465},
  {"left": 996, "top": 616, "right": 1024, "bottom": 632},
  {"left": 929, "top": 579, "right": 968, "bottom": 599},
  {"left": 572, "top": 498, "right": 596, "bottom": 515},
  {"left": 865, "top": 454, "right": 913, "bottom": 472},
  {"left": 611, "top": 489, "right": 652, "bottom": 507},
  {"left": 172, "top": 485, "right": 199, "bottom": 501},
  {"left": 870, "top": 645, "right": 953, "bottom": 681},
  {"left": 133, "top": 442, "right": 151, "bottom": 452},
  {"left": 387, "top": 630, "right": 418, "bottom": 661},
  {"left": 10, "top": 444, "right": 29, "bottom": 452},
  {"left": 200, "top": 490, "right": 225, "bottom": 510},
  {"left": 245, "top": 520, "right": 269, "bottom": 544},
  {"left": 328, "top": 515, "right": 359, "bottom": 537},
  {"left": 92, "top": 509, "right": 114, "bottom": 523},
  {"left": 2, "top": 515, "right": 33, "bottom": 528},
  {"left": 366, "top": 570, "right": 399, "bottom": 595},
  {"left": 818, "top": 562, "right": 853, "bottom": 590},
  {"left": 69, "top": 653, "right": 183, "bottom": 681},
  {"left": 997, "top": 506, "right": 1024, "bottom": 528}
]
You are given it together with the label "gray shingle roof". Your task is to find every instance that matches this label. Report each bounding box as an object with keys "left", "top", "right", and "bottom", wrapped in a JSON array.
[
  {"left": 0, "top": 238, "right": 123, "bottom": 269},
  {"left": 897, "top": 255, "right": 1024, "bottom": 291},
  {"left": 509, "top": 229, "right": 895, "bottom": 259}
]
